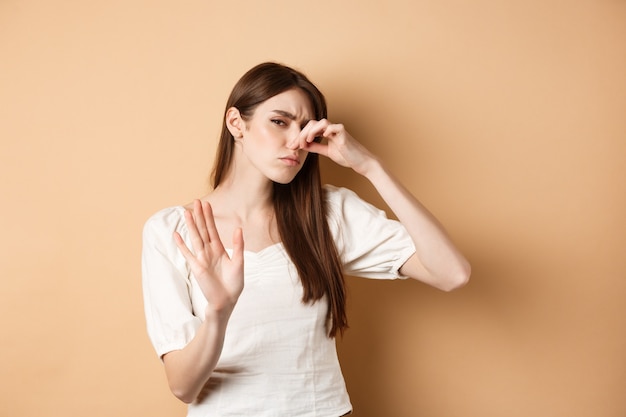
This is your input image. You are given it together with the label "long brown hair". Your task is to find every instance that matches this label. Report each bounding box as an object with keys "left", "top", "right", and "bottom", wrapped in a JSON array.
[{"left": 211, "top": 62, "right": 347, "bottom": 337}]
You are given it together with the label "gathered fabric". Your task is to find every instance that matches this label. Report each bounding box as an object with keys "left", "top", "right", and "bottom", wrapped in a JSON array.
[{"left": 142, "top": 185, "right": 415, "bottom": 416}]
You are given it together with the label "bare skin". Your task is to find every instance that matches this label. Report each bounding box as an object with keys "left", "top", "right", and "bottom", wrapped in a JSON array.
[{"left": 163, "top": 88, "right": 471, "bottom": 403}]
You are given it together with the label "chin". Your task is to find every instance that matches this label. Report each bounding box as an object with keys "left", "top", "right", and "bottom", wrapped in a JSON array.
[
  {"left": 269, "top": 172, "right": 300, "bottom": 185},
  {"left": 267, "top": 168, "right": 302, "bottom": 185},
  {"left": 271, "top": 177, "right": 297, "bottom": 185}
]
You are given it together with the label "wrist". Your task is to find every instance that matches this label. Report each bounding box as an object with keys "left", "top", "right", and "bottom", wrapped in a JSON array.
[
  {"left": 203, "top": 303, "right": 234, "bottom": 327},
  {"left": 360, "top": 156, "right": 385, "bottom": 182}
]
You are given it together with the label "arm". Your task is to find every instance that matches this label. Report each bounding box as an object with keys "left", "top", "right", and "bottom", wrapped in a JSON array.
[
  {"left": 162, "top": 312, "right": 229, "bottom": 403},
  {"left": 165, "top": 200, "right": 244, "bottom": 403},
  {"left": 291, "top": 120, "right": 470, "bottom": 291},
  {"left": 360, "top": 159, "right": 470, "bottom": 290}
]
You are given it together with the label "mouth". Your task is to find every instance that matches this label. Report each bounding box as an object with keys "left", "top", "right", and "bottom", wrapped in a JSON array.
[{"left": 279, "top": 156, "right": 300, "bottom": 167}]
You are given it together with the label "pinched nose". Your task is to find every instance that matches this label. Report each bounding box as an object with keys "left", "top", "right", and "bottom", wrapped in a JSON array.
[
  {"left": 286, "top": 136, "right": 301, "bottom": 150},
  {"left": 286, "top": 124, "right": 309, "bottom": 150}
]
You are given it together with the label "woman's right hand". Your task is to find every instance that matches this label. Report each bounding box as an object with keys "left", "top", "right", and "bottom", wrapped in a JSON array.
[{"left": 173, "top": 199, "right": 244, "bottom": 320}]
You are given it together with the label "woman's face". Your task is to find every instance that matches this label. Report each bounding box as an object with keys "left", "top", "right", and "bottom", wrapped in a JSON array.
[{"left": 238, "top": 88, "right": 315, "bottom": 184}]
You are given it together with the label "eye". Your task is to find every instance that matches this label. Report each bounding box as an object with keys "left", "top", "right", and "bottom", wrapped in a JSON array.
[{"left": 271, "top": 119, "right": 286, "bottom": 126}]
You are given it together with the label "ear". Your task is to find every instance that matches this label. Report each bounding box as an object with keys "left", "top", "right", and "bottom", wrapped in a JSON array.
[{"left": 226, "top": 107, "right": 245, "bottom": 139}]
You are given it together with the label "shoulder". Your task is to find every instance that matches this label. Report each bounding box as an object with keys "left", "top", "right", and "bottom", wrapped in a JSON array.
[
  {"left": 323, "top": 184, "right": 359, "bottom": 207},
  {"left": 323, "top": 184, "right": 384, "bottom": 217},
  {"left": 322, "top": 184, "right": 388, "bottom": 244},
  {"left": 142, "top": 206, "right": 187, "bottom": 240}
]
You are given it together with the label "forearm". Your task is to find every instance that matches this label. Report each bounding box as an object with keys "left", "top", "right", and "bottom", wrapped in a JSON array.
[
  {"left": 163, "top": 312, "right": 229, "bottom": 403},
  {"left": 295, "top": 120, "right": 469, "bottom": 288},
  {"left": 361, "top": 157, "right": 470, "bottom": 290}
]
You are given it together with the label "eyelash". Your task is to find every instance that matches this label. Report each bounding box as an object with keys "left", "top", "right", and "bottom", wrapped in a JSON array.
[{"left": 271, "top": 119, "right": 308, "bottom": 130}]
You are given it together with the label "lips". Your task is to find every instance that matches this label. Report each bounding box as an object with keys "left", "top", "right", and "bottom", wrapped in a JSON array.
[{"left": 279, "top": 155, "right": 300, "bottom": 166}]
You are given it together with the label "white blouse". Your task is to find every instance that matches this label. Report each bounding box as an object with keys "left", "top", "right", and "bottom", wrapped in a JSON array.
[{"left": 142, "top": 185, "right": 415, "bottom": 417}]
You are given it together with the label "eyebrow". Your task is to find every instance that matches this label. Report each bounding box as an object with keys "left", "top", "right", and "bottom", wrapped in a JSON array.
[{"left": 271, "top": 110, "right": 312, "bottom": 124}]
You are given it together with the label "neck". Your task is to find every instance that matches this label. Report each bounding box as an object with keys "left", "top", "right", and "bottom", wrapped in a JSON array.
[
  {"left": 209, "top": 156, "right": 274, "bottom": 222},
  {"left": 212, "top": 179, "right": 272, "bottom": 219}
]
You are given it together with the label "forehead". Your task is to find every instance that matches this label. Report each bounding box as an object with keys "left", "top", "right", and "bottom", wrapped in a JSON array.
[{"left": 256, "top": 88, "right": 314, "bottom": 119}]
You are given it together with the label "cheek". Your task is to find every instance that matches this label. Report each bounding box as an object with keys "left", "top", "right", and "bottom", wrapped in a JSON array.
[{"left": 256, "top": 125, "right": 282, "bottom": 145}]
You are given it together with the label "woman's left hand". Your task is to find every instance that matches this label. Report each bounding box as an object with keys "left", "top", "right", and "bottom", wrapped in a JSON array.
[{"left": 288, "top": 119, "right": 377, "bottom": 176}]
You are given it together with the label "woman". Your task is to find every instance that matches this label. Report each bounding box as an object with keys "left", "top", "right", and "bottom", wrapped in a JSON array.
[{"left": 142, "top": 62, "right": 470, "bottom": 416}]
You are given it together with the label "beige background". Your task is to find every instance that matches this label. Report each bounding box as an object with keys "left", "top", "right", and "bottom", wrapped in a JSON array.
[{"left": 1, "top": 0, "right": 625, "bottom": 416}]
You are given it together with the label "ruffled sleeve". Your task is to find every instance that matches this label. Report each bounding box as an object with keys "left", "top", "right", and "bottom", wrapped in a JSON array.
[
  {"left": 141, "top": 207, "right": 201, "bottom": 358},
  {"left": 325, "top": 185, "right": 416, "bottom": 279}
]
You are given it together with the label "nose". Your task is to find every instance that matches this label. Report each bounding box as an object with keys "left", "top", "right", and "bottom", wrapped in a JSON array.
[{"left": 286, "top": 125, "right": 304, "bottom": 150}]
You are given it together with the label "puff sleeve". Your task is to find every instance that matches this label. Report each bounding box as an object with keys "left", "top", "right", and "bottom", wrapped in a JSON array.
[
  {"left": 141, "top": 207, "right": 201, "bottom": 358},
  {"left": 325, "top": 185, "right": 416, "bottom": 279}
]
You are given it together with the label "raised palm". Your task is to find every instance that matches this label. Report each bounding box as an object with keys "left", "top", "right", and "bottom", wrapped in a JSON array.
[{"left": 174, "top": 200, "right": 244, "bottom": 319}]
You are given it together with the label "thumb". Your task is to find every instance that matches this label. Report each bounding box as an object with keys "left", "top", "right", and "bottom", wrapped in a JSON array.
[{"left": 304, "top": 141, "right": 328, "bottom": 157}]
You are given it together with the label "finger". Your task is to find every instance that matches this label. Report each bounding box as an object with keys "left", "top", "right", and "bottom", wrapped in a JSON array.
[
  {"left": 307, "top": 119, "right": 332, "bottom": 144},
  {"left": 183, "top": 208, "right": 205, "bottom": 252},
  {"left": 287, "top": 129, "right": 307, "bottom": 150},
  {"left": 302, "top": 141, "right": 328, "bottom": 157},
  {"left": 173, "top": 231, "right": 197, "bottom": 262},
  {"left": 193, "top": 200, "right": 211, "bottom": 244},
  {"left": 322, "top": 123, "right": 344, "bottom": 141},
  {"left": 202, "top": 201, "right": 224, "bottom": 250},
  {"left": 230, "top": 227, "right": 244, "bottom": 266},
  {"left": 307, "top": 119, "right": 331, "bottom": 143},
  {"left": 289, "top": 119, "right": 327, "bottom": 149}
]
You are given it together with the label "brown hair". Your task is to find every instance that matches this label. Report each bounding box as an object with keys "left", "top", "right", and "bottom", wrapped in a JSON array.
[{"left": 211, "top": 62, "right": 347, "bottom": 337}]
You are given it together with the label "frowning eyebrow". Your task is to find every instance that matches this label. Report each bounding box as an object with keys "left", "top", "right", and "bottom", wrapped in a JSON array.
[{"left": 271, "top": 110, "right": 312, "bottom": 124}]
